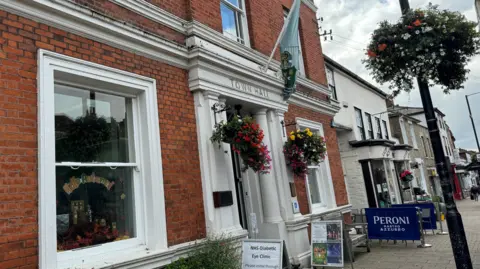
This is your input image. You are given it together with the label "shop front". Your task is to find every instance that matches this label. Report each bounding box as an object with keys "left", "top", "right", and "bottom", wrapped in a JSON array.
[
  {"left": 392, "top": 145, "right": 413, "bottom": 203},
  {"left": 350, "top": 140, "right": 402, "bottom": 208}
]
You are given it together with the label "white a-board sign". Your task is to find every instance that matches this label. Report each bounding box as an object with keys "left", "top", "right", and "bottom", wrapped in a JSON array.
[
  {"left": 242, "top": 239, "right": 283, "bottom": 269},
  {"left": 311, "top": 220, "right": 344, "bottom": 268}
]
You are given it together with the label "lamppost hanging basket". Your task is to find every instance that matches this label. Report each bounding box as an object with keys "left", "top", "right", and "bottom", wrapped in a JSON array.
[{"left": 363, "top": 4, "right": 480, "bottom": 97}]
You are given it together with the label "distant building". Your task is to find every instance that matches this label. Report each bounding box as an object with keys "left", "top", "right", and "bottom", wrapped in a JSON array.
[{"left": 325, "top": 55, "right": 411, "bottom": 209}]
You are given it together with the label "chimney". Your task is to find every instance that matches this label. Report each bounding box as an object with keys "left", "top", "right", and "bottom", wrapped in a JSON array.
[{"left": 386, "top": 97, "right": 395, "bottom": 108}]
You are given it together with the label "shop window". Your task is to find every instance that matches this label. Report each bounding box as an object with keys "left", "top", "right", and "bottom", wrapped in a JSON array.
[
  {"left": 375, "top": 117, "right": 382, "bottom": 139},
  {"left": 221, "top": 0, "right": 250, "bottom": 46},
  {"left": 365, "top": 112, "right": 374, "bottom": 139},
  {"left": 326, "top": 67, "right": 337, "bottom": 100},
  {"left": 354, "top": 107, "right": 365, "bottom": 140},
  {"left": 382, "top": 120, "right": 389, "bottom": 140},
  {"left": 38, "top": 50, "right": 166, "bottom": 268},
  {"left": 297, "top": 118, "right": 336, "bottom": 213}
]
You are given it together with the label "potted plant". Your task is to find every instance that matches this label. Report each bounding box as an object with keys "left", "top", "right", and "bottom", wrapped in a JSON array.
[
  {"left": 363, "top": 4, "right": 480, "bottom": 97},
  {"left": 284, "top": 128, "right": 327, "bottom": 177},
  {"left": 211, "top": 115, "right": 271, "bottom": 174}
]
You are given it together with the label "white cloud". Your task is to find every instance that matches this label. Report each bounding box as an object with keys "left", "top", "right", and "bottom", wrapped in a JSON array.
[{"left": 315, "top": 0, "right": 480, "bottom": 150}]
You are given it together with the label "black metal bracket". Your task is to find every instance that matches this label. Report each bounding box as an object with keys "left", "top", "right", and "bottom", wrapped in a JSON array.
[
  {"left": 280, "top": 120, "right": 297, "bottom": 137},
  {"left": 211, "top": 103, "right": 231, "bottom": 125}
]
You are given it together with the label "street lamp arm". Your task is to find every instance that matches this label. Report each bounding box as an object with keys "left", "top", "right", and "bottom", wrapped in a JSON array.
[{"left": 466, "top": 92, "right": 480, "bottom": 97}]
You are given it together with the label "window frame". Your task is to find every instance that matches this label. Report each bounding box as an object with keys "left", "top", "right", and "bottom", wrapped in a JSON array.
[
  {"left": 326, "top": 66, "right": 337, "bottom": 100},
  {"left": 409, "top": 122, "right": 418, "bottom": 149},
  {"left": 382, "top": 120, "right": 389, "bottom": 140},
  {"left": 421, "top": 135, "right": 429, "bottom": 157},
  {"left": 296, "top": 118, "right": 336, "bottom": 213},
  {"left": 375, "top": 117, "right": 382, "bottom": 139},
  {"left": 399, "top": 117, "right": 409, "bottom": 144},
  {"left": 38, "top": 50, "right": 167, "bottom": 269},
  {"left": 365, "top": 112, "right": 374, "bottom": 139},
  {"left": 354, "top": 107, "right": 366, "bottom": 140},
  {"left": 220, "top": 0, "right": 251, "bottom": 46}
]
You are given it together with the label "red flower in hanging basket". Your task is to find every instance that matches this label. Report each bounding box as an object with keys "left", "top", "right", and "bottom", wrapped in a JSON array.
[
  {"left": 412, "top": 19, "right": 422, "bottom": 27},
  {"left": 378, "top": 43, "right": 387, "bottom": 52},
  {"left": 367, "top": 50, "right": 377, "bottom": 58},
  {"left": 400, "top": 170, "right": 414, "bottom": 182},
  {"left": 211, "top": 116, "right": 271, "bottom": 174}
]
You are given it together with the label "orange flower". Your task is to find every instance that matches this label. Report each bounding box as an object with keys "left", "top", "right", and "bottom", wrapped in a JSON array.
[
  {"left": 367, "top": 50, "right": 377, "bottom": 58},
  {"left": 378, "top": 43, "right": 387, "bottom": 52},
  {"left": 413, "top": 19, "right": 421, "bottom": 27}
]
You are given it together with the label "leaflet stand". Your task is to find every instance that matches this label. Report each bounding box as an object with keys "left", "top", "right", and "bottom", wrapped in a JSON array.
[{"left": 417, "top": 208, "right": 432, "bottom": 248}]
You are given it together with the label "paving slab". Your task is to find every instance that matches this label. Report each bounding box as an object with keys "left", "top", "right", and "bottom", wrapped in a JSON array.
[{"left": 310, "top": 200, "right": 480, "bottom": 269}]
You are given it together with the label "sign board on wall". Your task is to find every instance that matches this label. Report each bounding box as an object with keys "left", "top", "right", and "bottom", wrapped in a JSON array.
[
  {"left": 311, "top": 220, "right": 344, "bottom": 268},
  {"left": 365, "top": 207, "right": 421, "bottom": 241},
  {"left": 242, "top": 240, "right": 283, "bottom": 269}
]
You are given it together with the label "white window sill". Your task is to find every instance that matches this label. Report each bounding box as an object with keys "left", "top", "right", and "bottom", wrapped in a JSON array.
[
  {"left": 306, "top": 204, "right": 352, "bottom": 222},
  {"left": 59, "top": 230, "right": 249, "bottom": 269}
]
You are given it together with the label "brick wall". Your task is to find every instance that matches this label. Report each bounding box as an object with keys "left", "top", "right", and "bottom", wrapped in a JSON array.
[
  {"left": 145, "top": 0, "right": 189, "bottom": 20},
  {"left": 66, "top": 0, "right": 327, "bottom": 86},
  {"left": 0, "top": 10, "right": 205, "bottom": 268},
  {"left": 285, "top": 104, "right": 349, "bottom": 215},
  {"left": 245, "top": 0, "right": 327, "bottom": 85},
  {"left": 72, "top": 0, "right": 185, "bottom": 44}
]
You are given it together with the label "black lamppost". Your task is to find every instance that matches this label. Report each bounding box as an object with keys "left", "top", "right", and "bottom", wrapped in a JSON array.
[
  {"left": 398, "top": 1, "right": 473, "bottom": 268},
  {"left": 466, "top": 93, "right": 480, "bottom": 153}
]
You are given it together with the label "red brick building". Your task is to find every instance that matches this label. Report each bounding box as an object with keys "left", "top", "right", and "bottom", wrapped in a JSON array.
[{"left": 0, "top": 0, "right": 349, "bottom": 268}]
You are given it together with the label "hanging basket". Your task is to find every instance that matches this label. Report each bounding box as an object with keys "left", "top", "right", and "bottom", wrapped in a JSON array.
[
  {"left": 363, "top": 4, "right": 480, "bottom": 97},
  {"left": 400, "top": 170, "right": 414, "bottom": 183},
  {"left": 211, "top": 116, "right": 271, "bottom": 174},
  {"left": 283, "top": 128, "right": 327, "bottom": 178}
]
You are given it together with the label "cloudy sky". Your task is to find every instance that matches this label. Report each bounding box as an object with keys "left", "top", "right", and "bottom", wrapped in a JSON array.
[{"left": 314, "top": 0, "right": 480, "bottom": 150}]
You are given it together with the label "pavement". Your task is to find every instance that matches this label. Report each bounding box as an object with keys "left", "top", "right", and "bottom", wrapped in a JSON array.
[{"left": 336, "top": 199, "right": 480, "bottom": 269}]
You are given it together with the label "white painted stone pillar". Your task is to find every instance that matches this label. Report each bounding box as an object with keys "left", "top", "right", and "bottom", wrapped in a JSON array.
[
  {"left": 254, "top": 109, "right": 283, "bottom": 223},
  {"left": 266, "top": 110, "right": 294, "bottom": 220},
  {"left": 193, "top": 91, "right": 243, "bottom": 235}
]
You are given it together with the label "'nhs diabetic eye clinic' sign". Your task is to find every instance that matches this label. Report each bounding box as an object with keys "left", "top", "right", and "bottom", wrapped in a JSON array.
[
  {"left": 365, "top": 208, "right": 421, "bottom": 241},
  {"left": 242, "top": 240, "right": 283, "bottom": 269}
]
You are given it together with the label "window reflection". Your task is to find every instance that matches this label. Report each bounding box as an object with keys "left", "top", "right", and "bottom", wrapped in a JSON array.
[{"left": 54, "top": 85, "right": 132, "bottom": 163}]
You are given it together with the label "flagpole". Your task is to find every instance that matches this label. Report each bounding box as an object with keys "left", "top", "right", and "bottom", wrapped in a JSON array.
[{"left": 263, "top": 0, "right": 300, "bottom": 72}]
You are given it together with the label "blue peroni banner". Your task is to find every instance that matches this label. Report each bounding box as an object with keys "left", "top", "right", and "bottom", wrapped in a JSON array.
[{"left": 365, "top": 208, "right": 421, "bottom": 241}]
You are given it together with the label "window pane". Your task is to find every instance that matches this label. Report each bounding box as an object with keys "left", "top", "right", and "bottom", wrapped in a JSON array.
[
  {"left": 355, "top": 109, "right": 363, "bottom": 127},
  {"left": 221, "top": 3, "right": 239, "bottom": 41},
  {"left": 225, "top": 0, "right": 240, "bottom": 8},
  {"left": 308, "top": 168, "right": 322, "bottom": 204},
  {"left": 326, "top": 68, "right": 334, "bottom": 86},
  {"left": 56, "top": 166, "right": 135, "bottom": 251},
  {"left": 55, "top": 85, "right": 133, "bottom": 163}
]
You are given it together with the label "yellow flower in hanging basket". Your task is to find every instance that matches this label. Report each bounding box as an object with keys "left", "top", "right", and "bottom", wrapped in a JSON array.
[
  {"left": 307, "top": 131, "right": 313, "bottom": 137},
  {"left": 290, "top": 135, "right": 296, "bottom": 141}
]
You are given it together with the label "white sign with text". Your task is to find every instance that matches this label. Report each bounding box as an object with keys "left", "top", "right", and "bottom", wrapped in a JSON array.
[{"left": 242, "top": 240, "right": 283, "bottom": 269}]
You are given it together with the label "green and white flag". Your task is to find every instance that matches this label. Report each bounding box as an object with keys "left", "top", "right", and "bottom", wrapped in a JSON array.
[{"left": 279, "top": 0, "right": 301, "bottom": 100}]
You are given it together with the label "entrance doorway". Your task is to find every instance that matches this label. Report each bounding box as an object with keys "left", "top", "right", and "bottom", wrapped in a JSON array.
[{"left": 231, "top": 147, "right": 248, "bottom": 230}]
